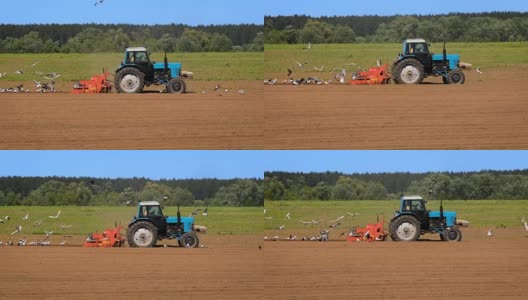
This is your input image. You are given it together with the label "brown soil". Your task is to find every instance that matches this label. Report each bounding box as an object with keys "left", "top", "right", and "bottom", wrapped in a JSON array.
[
  {"left": 0, "top": 80, "right": 263, "bottom": 149},
  {"left": 264, "top": 67, "right": 528, "bottom": 149},
  {"left": 0, "top": 235, "right": 264, "bottom": 299},
  {"left": 263, "top": 227, "right": 528, "bottom": 299}
]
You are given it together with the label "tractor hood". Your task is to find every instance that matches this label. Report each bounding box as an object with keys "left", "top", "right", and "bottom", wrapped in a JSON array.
[
  {"left": 166, "top": 216, "right": 194, "bottom": 232},
  {"left": 429, "top": 211, "right": 457, "bottom": 227},
  {"left": 432, "top": 54, "right": 460, "bottom": 70},
  {"left": 153, "top": 62, "right": 182, "bottom": 78}
]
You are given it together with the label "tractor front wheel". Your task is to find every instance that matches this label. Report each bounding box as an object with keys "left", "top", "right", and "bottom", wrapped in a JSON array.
[
  {"left": 167, "top": 78, "right": 186, "bottom": 94},
  {"left": 389, "top": 215, "right": 421, "bottom": 241},
  {"left": 445, "top": 227, "right": 463, "bottom": 242},
  {"left": 181, "top": 232, "right": 199, "bottom": 248},
  {"left": 393, "top": 58, "right": 425, "bottom": 84},
  {"left": 115, "top": 67, "right": 145, "bottom": 93},
  {"left": 127, "top": 221, "right": 158, "bottom": 247},
  {"left": 447, "top": 69, "right": 465, "bottom": 84}
]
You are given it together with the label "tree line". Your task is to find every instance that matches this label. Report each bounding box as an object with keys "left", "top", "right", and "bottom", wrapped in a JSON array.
[
  {"left": 265, "top": 170, "right": 528, "bottom": 200},
  {"left": 0, "top": 176, "right": 263, "bottom": 207},
  {"left": 0, "top": 23, "right": 264, "bottom": 53},
  {"left": 264, "top": 12, "right": 528, "bottom": 43}
]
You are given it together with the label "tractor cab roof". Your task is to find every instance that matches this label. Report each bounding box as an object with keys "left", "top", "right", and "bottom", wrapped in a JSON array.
[
  {"left": 404, "top": 38, "right": 426, "bottom": 43},
  {"left": 126, "top": 47, "right": 148, "bottom": 52},
  {"left": 401, "top": 195, "right": 423, "bottom": 200},
  {"left": 138, "top": 201, "right": 160, "bottom": 206}
]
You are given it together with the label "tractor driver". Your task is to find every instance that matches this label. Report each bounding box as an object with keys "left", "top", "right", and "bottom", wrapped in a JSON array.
[
  {"left": 414, "top": 43, "right": 425, "bottom": 53},
  {"left": 148, "top": 206, "right": 162, "bottom": 216}
]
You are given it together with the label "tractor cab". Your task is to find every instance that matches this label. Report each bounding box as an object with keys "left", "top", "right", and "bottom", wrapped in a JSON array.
[
  {"left": 122, "top": 47, "right": 154, "bottom": 80},
  {"left": 398, "top": 195, "right": 430, "bottom": 230},
  {"left": 401, "top": 39, "right": 433, "bottom": 73},
  {"left": 135, "top": 201, "right": 167, "bottom": 235}
]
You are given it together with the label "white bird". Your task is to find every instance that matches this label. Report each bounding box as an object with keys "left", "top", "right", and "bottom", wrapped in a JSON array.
[
  {"left": 189, "top": 208, "right": 202, "bottom": 216},
  {"left": 60, "top": 240, "right": 67, "bottom": 245},
  {"left": 277, "top": 224, "right": 285, "bottom": 230},
  {"left": 313, "top": 65, "right": 324, "bottom": 72},
  {"left": 33, "top": 219, "right": 44, "bottom": 227},
  {"left": 264, "top": 208, "right": 268, "bottom": 214},
  {"left": 49, "top": 210, "right": 61, "bottom": 219},
  {"left": 286, "top": 212, "right": 291, "bottom": 220},
  {"left": 214, "top": 84, "right": 221, "bottom": 91},
  {"left": 298, "top": 220, "right": 312, "bottom": 225},
  {"left": 94, "top": 0, "right": 104, "bottom": 6},
  {"left": 11, "top": 225, "right": 22, "bottom": 235},
  {"left": 329, "top": 222, "right": 341, "bottom": 229},
  {"left": 303, "top": 42, "right": 311, "bottom": 50},
  {"left": 295, "top": 61, "right": 307, "bottom": 68},
  {"left": 476, "top": 67, "right": 482, "bottom": 74},
  {"left": 487, "top": 229, "right": 493, "bottom": 237},
  {"left": 0, "top": 72, "right": 6, "bottom": 78},
  {"left": 45, "top": 231, "right": 54, "bottom": 238},
  {"left": 125, "top": 200, "right": 132, "bottom": 206},
  {"left": 5, "top": 216, "right": 10, "bottom": 221},
  {"left": 31, "top": 62, "right": 40, "bottom": 68},
  {"left": 59, "top": 224, "right": 72, "bottom": 229},
  {"left": 522, "top": 216, "right": 526, "bottom": 223},
  {"left": 15, "top": 70, "right": 23, "bottom": 75},
  {"left": 376, "top": 59, "right": 381, "bottom": 67},
  {"left": 347, "top": 212, "right": 360, "bottom": 217},
  {"left": 238, "top": 89, "right": 246, "bottom": 94},
  {"left": 311, "top": 220, "right": 320, "bottom": 225},
  {"left": 202, "top": 207, "right": 208, "bottom": 216},
  {"left": 22, "top": 212, "right": 29, "bottom": 221},
  {"left": 329, "top": 216, "right": 344, "bottom": 223},
  {"left": 271, "top": 235, "right": 279, "bottom": 241},
  {"left": 44, "top": 73, "right": 60, "bottom": 81},
  {"left": 524, "top": 221, "right": 528, "bottom": 232}
]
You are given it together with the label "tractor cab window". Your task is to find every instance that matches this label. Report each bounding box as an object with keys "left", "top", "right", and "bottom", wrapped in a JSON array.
[
  {"left": 148, "top": 206, "right": 162, "bottom": 217},
  {"left": 414, "top": 43, "right": 427, "bottom": 54},
  {"left": 411, "top": 200, "right": 425, "bottom": 211},
  {"left": 403, "top": 200, "right": 412, "bottom": 211},
  {"left": 127, "top": 52, "right": 135, "bottom": 63},
  {"left": 135, "top": 52, "right": 148, "bottom": 63}
]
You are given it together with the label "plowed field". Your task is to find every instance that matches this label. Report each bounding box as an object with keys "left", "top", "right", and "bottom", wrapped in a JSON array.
[
  {"left": 264, "top": 67, "right": 528, "bottom": 149},
  {"left": 0, "top": 81, "right": 263, "bottom": 149}
]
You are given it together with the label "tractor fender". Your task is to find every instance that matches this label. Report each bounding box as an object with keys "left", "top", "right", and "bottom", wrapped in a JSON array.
[
  {"left": 127, "top": 217, "right": 154, "bottom": 228},
  {"left": 115, "top": 64, "right": 143, "bottom": 74}
]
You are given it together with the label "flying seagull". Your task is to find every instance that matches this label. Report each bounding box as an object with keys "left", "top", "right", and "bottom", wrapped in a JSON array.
[
  {"left": 313, "top": 65, "right": 324, "bottom": 72},
  {"left": 277, "top": 224, "right": 285, "bottom": 230},
  {"left": 328, "top": 216, "right": 344, "bottom": 223},
  {"left": 31, "top": 62, "right": 40, "bottom": 68},
  {"left": 286, "top": 212, "right": 291, "bottom": 220},
  {"left": 49, "top": 210, "right": 61, "bottom": 219},
  {"left": 347, "top": 212, "right": 360, "bottom": 217},
  {"left": 476, "top": 67, "right": 482, "bottom": 74},
  {"left": 202, "top": 207, "right": 208, "bottom": 216},
  {"left": 487, "top": 229, "right": 493, "bottom": 237},
  {"left": 59, "top": 224, "right": 72, "bottom": 229},
  {"left": 33, "top": 219, "right": 44, "bottom": 227},
  {"left": 22, "top": 212, "right": 29, "bottom": 221},
  {"left": 94, "top": 0, "right": 104, "bottom": 6},
  {"left": 190, "top": 208, "right": 202, "bottom": 216},
  {"left": 295, "top": 61, "right": 307, "bottom": 68},
  {"left": 303, "top": 42, "right": 311, "bottom": 50},
  {"left": 11, "top": 225, "right": 22, "bottom": 235}
]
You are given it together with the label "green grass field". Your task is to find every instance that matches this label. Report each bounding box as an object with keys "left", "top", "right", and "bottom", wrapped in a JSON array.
[
  {"left": 264, "top": 200, "right": 528, "bottom": 230},
  {"left": 264, "top": 42, "right": 528, "bottom": 76},
  {"left": 0, "top": 206, "right": 261, "bottom": 236},
  {"left": 0, "top": 52, "right": 263, "bottom": 82}
]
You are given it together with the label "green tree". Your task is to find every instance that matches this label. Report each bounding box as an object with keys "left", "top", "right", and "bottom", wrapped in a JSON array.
[
  {"left": 313, "top": 182, "right": 331, "bottom": 200},
  {"left": 208, "top": 33, "right": 233, "bottom": 52},
  {"left": 333, "top": 25, "right": 356, "bottom": 43},
  {"left": 264, "top": 176, "right": 286, "bottom": 200}
]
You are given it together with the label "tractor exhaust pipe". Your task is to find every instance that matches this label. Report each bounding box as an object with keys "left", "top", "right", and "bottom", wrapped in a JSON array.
[
  {"left": 443, "top": 42, "right": 447, "bottom": 66},
  {"left": 440, "top": 198, "right": 444, "bottom": 223},
  {"left": 177, "top": 205, "right": 182, "bottom": 231},
  {"left": 164, "top": 52, "right": 169, "bottom": 78}
]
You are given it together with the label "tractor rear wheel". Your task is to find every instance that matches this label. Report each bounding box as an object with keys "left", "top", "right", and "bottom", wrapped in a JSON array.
[
  {"left": 447, "top": 69, "right": 465, "bottom": 84},
  {"left": 445, "top": 227, "right": 462, "bottom": 242},
  {"left": 127, "top": 221, "right": 158, "bottom": 247},
  {"left": 167, "top": 78, "right": 186, "bottom": 94},
  {"left": 181, "top": 232, "right": 199, "bottom": 248},
  {"left": 389, "top": 215, "right": 421, "bottom": 241},
  {"left": 115, "top": 67, "right": 145, "bottom": 93},
  {"left": 393, "top": 58, "right": 425, "bottom": 84}
]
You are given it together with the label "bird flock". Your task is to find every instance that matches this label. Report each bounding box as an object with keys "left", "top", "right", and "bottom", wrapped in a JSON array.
[
  {"left": 264, "top": 207, "right": 361, "bottom": 242},
  {"left": 0, "top": 61, "right": 61, "bottom": 93},
  {"left": 0, "top": 210, "right": 71, "bottom": 247}
]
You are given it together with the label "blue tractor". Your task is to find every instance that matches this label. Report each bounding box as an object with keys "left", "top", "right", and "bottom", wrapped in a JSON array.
[
  {"left": 115, "top": 47, "right": 187, "bottom": 94},
  {"left": 392, "top": 39, "right": 465, "bottom": 85},
  {"left": 127, "top": 201, "right": 200, "bottom": 248},
  {"left": 389, "top": 195, "right": 462, "bottom": 242}
]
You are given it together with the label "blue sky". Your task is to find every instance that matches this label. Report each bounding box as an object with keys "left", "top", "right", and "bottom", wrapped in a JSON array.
[
  {"left": 1, "top": 0, "right": 263, "bottom": 25},
  {"left": 0, "top": 151, "right": 264, "bottom": 179},
  {"left": 264, "top": 0, "right": 528, "bottom": 17},
  {"left": 0, "top": 151, "right": 527, "bottom": 179}
]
